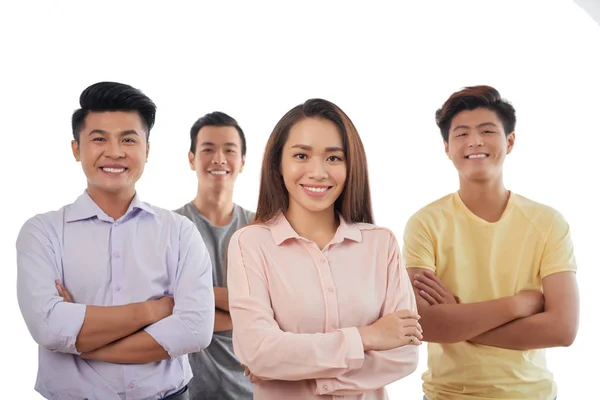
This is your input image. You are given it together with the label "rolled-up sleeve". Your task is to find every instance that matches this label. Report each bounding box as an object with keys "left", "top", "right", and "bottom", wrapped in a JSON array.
[
  {"left": 145, "top": 219, "right": 215, "bottom": 358},
  {"left": 227, "top": 228, "right": 365, "bottom": 381},
  {"left": 315, "top": 233, "right": 419, "bottom": 395},
  {"left": 16, "top": 217, "right": 87, "bottom": 354}
]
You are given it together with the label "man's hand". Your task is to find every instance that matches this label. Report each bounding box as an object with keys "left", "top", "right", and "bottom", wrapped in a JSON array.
[
  {"left": 243, "top": 364, "right": 262, "bottom": 383},
  {"left": 146, "top": 296, "right": 175, "bottom": 323},
  {"left": 512, "top": 290, "right": 545, "bottom": 319},
  {"left": 413, "top": 270, "right": 459, "bottom": 305},
  {"left": 56, "top": 280, "right": 74, "bottom": 303}
]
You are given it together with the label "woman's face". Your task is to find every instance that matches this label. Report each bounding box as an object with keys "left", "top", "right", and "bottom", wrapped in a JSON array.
[{"left": 280, "top": 117, "right": 347, "bottom": 215}]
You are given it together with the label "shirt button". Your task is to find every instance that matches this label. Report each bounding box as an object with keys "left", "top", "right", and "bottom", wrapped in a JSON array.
[
  {"left": 115, "top": 286, "right": 122, "bottom": 292},
  {"left": 128, "top": 382, "right": 134, "bottom": 389},
  {"left": 320, "top": 257, "right": 327, "bottom": 263},
  {"left": 113, "top": 251, "right": 121, "bottom": 258},
  {"left": 328, "top": 288, "right": 334, "bottom": 293},
  {"left": 322, "top": 385, "right": 329, "bottom": 391}
]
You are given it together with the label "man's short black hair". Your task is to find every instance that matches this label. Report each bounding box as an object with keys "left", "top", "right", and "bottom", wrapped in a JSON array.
[{"left": 71, "top": 81, "right": 156, "bottom": 142}]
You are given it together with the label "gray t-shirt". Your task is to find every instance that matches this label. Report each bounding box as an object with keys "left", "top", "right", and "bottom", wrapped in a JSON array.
[{"left": 174, "top": 202, "right": 255, "bottom": 400}]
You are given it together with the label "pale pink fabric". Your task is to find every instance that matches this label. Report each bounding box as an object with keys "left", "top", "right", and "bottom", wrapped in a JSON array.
[{"left": 227, "top": 213, "right": 419, "bottom": 399}]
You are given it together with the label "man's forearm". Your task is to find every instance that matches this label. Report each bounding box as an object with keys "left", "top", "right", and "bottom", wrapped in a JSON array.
[
  {"left": 80, "top": 330, "right": 169, "bottom": 363},
  {"left": 214, "top": 309, "right": 233, "bottom": 332},
  {"left": 469, "top": 311, "right": 576, "bottom": 350},
  {"left": 214, "top": 287, "right": 229, "bottom": 311},
  {"left": 76, "top": 302, "right": 153, "bottom": 353},
  {"left": 419, "top": 297, "right": 521, "bottom": 343}
]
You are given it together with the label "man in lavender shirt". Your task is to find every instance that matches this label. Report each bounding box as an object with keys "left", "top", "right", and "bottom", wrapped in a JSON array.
[{"left": 15, "top": 81, "right": 215, "bottom": 400}]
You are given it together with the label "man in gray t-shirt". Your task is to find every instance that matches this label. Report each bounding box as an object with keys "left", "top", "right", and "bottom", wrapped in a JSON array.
[{"left": 174, "top": 112, "right": 254, "bottom": 400}]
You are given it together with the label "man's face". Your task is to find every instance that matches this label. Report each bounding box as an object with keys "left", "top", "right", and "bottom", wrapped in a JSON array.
[
  {"left": 189, "top": 125, "right": 245, "bottom": 191},
  {"left": 72, "top": 111, "right": 149, "bottom": 196},
  {"left": 445, "top": 107, "right": 515, "bottom": 183}
]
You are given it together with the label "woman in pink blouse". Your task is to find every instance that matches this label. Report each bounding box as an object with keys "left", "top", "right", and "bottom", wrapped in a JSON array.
[{"left": 226, "top": 98, "right": 421, "bottom": 399}]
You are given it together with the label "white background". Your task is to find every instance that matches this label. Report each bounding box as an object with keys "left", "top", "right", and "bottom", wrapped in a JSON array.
[{"left": 1, "top": 0, "right": 598, "bottom": 397}]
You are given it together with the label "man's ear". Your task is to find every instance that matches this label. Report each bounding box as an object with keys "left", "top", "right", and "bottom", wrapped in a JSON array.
[{"left": 71, "top": 140, "right": 81, "bottom": 161}]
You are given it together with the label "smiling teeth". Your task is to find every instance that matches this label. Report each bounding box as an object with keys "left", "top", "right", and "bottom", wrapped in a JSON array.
[
  {"left": 305, "top": 187, "right": 328, "bottom": 193},
  {"left": 102, "top": 167, "right": 125, "bottom": 173},
  {"left": 210, "top": 171, "right": 227, "bottom": 175},
  {"left": 468, "top": 154, "right": 487, "bottom": 159}
]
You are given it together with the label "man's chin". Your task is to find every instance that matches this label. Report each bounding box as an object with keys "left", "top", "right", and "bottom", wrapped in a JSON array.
[{"left": 88, "top": 181, "right": 135, "bottom": 195}]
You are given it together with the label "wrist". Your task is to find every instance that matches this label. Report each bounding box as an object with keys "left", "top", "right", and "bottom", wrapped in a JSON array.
[
  {"left": 508, "top": 296, "right": 524, "bottom": 319},
  {"left": 139, "top": 301, "right": 156, "bottom": 326},
  {"left": 357, "top": 326, "right": 375, "bottom": 351}
]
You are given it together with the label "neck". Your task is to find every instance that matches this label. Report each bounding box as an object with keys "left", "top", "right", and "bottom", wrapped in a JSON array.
[
  {"left": 458, "top": 174, "right": 510, "bottom": 222},
  {"left": 285, "top": 204, "right": 338, "bottom": 249},
  {"left": 192, "top": 187, "right": 235, "bottom": 226},
  {"left": 87, "top": 186, "right": 135, "bottom": 220}
]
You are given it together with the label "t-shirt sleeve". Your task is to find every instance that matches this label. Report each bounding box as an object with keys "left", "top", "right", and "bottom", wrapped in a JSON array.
[
  {"left": 540, "top": 211, "right": 577, "bottom": 278},
  {"left": 402, "top": 213, "right": 436, "bottom": 273}
]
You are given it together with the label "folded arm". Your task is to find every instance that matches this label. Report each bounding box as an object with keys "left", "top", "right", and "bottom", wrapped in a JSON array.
[
  {"left": 315, "top": 232, "right": 419, "bottom": 396},
  {"left": 215, "top": 309, "right": 233, "bottom": 332},
  {"left": 470, "top": 271, "right": 578, "bottom": 349},
  {"left": 87, "top": 221, "right": 216, "bottom": 363},
  {"left": 402, "top": 216, "right": 524, "bottom": 344},
  {"left": 214, "top": 287, "right": 229, "bottom": 311},
  {"left": 143, "top": 220, "right": 215, "bottom": 359},
  {"left": 227, "top": 229, "right": 365, "bottom": 382},
  {"left": 471, "top": 214, "right": 580, "bottom": 350},
  {"left": 408, "top": 268, "right": 523, "bottom": 343},
  {"left": 214, "top": 287, "right": 233, "bottom": 332},
  {"left": 81, "top": 330, "right": 169, "bottom": 363},
  {"left": 16, "top": 218, "right": 155, "bottom": 354}
]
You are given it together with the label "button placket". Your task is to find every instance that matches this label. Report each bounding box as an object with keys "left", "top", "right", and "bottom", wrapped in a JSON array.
[
  {"left": 315, "top": 249, "right": 340, "bottom": 333},
  {"left": 110, "top": 222, "right": 125, "bottom": 306}
]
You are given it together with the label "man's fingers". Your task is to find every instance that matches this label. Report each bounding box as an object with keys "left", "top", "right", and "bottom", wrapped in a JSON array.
[
  {"left": 419, "top": 289, "right": 438, "bottom": 305},
  {"left": 416, "top": 281, "right": 445, "bottom": 303},
  {"left": 415, "top": 276, "right": 447, "bottom": 303},
  {"left": 56, "top": 281, "right": 73, "bottom": 303},
  {"left": 415, "top": 273, "right": 447, "bottom": 297},
  {"left": 423, "top": 270, "right": 446, "bottom": 286},
  {"left": 422, "top": 270, "right": 453, "bottom": 298}
]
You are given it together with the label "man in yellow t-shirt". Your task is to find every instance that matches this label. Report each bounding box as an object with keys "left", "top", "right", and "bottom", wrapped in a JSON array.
[{"left": 403, "top": 85, "right": 578, "bottom": 400}]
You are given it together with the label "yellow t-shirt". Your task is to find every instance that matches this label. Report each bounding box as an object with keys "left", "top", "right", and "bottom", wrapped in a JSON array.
[{"left": 402, "top": 192, "right": 577, "bottom": 400}]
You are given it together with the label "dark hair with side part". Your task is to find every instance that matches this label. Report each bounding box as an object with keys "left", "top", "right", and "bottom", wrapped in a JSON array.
[
  {"left": 435, "top": 85, "right": 516, "bottom": 142},
  {"left": 254, "top": 98, "right": 374, "bottom": 225},
  {"left": 71, "top": 82, "right": 156, "bottom": 142},
  {"left": 189, "top": 112, "right": 247, "bottom": 156}
]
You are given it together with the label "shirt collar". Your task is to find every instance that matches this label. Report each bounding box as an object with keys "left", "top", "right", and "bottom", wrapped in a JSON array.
[
  {"left": 270, "top": 212, "right": 362, "bottom": 246},
  {"left": 65, "top": 190, "right": 156, "bottom": 223}
]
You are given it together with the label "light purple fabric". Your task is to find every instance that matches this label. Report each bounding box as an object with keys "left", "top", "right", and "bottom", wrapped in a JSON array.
[{"left": 16, "top": 191, "right": 215, "bottom": 400}]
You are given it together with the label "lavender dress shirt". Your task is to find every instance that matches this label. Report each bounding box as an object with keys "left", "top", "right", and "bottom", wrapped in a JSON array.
[{"left": 16, "top": 191, "right": 215, "bottom": 400}]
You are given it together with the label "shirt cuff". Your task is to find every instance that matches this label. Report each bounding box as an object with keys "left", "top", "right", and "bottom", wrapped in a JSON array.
[
  {"left": 341, "top": 326, "right": 365, "bottom": 370},
  {"left": 315, "top": 327, "right": 365, "bottom": 395},
  {"left": 49, "top": 302, "right": 87, "bottom": 354},
  {"left": 144, "top": 315, "right": 199, "bottom": 359}
]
